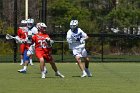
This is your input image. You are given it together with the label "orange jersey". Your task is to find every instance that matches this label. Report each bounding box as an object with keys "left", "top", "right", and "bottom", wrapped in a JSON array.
[
  {"left": 17, "top": 27, "right": 27, "bottom": 39},
  {"left": 17, "top": 27, "right": 30, "bottom": 54},
  {"left": 32, "top": 33, "right": 52, "bottom": 61}
]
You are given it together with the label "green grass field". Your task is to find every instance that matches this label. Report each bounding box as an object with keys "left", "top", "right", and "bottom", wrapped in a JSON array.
[{"left": 0, "top": 63, "right": 140, "bottom": 93}]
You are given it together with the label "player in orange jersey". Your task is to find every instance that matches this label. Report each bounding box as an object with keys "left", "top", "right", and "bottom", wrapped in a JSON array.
[{"left": 20, "top": 22, "right": 64, "bottom": 79}]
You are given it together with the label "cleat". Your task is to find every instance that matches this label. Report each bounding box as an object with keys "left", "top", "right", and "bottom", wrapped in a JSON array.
[
  {"left": 41, "top": 73, "right": 46, "bottom": 79},
  {"left": 18, "top": 69, "right": 26, "bottom": 73},
  {"left": 81, "top": 73, "right": 87, "bottom": 78},
  {"left": 20, "top": 63, "right": 23, "bottom": 65},
  {"left": 29, "top": 63, "right": 34, "bottom": 65},
  {"left": 55, "top": 72, "right": 65, "bottom": 78},
  {"left": 85, "top": 68, "right": 92, "bottom": 77},
  {"left": 44, "top": 69, "right": 48, "bottom": 74}
]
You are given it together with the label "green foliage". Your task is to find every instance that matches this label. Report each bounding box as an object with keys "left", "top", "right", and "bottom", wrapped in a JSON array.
[
  {"left": 5, "top": 26, "right": 14, "bottom": 34},
  {"left": 49, "top": 0, "right": 91, "bottom": 31},
  {"left": 0, "top": 40, "right": 13, "bottom": 55},
  {"left": 0, "top": 20, "right": 4, "bottom": 33},
  {"left": 105, "top": 0, "right": 140, "bottom": 28}
]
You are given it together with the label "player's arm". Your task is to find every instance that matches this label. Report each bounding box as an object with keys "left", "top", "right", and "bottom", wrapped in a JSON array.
[
  {"left": 66, "top": 31, "right": 73, "bottom": 43},
  {"left": 78, "top": 29, "right": 88, "bottom": 44},
  {"left": 45, "top": 37, "right": 54, "bottom": 47}
]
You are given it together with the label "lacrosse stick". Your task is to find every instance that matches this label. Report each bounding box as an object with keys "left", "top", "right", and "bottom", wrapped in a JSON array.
[
  {"left": 6, "top": 34, "right": 24, "bottom": 43},
  {"left": 53, "top": 41, "right": 67, "bottom": 43},
  {"left": 6, "top": 34, "right": 16, "bottom": 40}
]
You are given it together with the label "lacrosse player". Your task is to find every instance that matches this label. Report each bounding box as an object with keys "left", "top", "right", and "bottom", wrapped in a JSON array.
[
  {"left": 17, "top": 20, "right": 30, "bottom": 65},
  {"left": 18, "top": 19, "right": 38, "bottom": 73},
  {"left": 30, "top": 22, "right": 64, "bottom": 78},
  {"left": 66, "top": 20, "right": 92, "bottom": 77},
  {"left": 25, "top": 18, "right": 38, "bottom": 65}
]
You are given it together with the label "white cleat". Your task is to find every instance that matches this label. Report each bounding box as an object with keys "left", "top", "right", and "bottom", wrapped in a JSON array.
[
  {"left": 81, "top": 73, "right": 87, "bottom": 78},
  {"left": 55, "top": 72, "right": 65, "bottom": 78},
  {"left": 18, "top": 69, "right": 26, "bottom": 73},
  {"left": 29, "top": 63, "right": 34, "bottom": 65},
  {"left": 85, "top": 69, "right": 92, "bottom": 77},
  {"left": 20, "top": 63, "right": 23, "bottom": 65},
  {"left": 41, "top": 73, "right": 46, "bottom": 79}
]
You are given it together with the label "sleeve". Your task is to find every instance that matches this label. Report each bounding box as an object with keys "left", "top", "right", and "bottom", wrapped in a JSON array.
[
  {"left": 17, "top": 28, "right": 21, "bottom": 37},
  {"left": 66, "top": 30, "right": 72, "bottom": 43},
  {"left": 80, "top": 28, "right": 88, "bottom": 39}
]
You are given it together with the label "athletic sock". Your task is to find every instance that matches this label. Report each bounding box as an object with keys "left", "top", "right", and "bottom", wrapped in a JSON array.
[{"left": 23, "top": 66, "right": 27, "bottom": 71}]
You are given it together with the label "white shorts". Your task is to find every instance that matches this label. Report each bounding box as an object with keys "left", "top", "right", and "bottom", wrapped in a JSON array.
[{"left": 72, "top": 48, "right": 87, "bottom": 57}]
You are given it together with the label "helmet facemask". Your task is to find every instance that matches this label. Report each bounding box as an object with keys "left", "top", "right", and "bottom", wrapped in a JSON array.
[
  {"left": 36, "top": 23, "right": 47, "bottom": 33},
  {"left": 70, "top": 25, "right": 77, "bottom": 32},
  {"left": 27, "top": 19, "right": 34, "bottom": 29},
  {"left": 70, "top": 20, "right": 78, "bottom": 32}
]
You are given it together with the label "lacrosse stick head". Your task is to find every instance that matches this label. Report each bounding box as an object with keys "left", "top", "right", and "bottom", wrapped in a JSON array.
[{"left": 6, "top": 34, "right": 13, "bottom": 40}]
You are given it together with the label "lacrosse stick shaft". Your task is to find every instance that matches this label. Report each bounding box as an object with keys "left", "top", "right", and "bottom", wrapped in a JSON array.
[{"left": 54, "top": 41, "right": 67, "bottom": 43}]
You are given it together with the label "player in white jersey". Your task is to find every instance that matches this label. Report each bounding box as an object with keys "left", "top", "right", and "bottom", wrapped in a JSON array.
[
  {"left": 66, "top": 20, "right": 92, "bottom": 77},
  {"left": 26, "top": 18, "right": 38, "bottom": 65},
  {"left": 18, "top": 19, "right": 39, "bottom": 73}
]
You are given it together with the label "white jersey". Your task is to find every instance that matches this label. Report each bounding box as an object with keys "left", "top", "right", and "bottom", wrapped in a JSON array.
[
  {"left": 66, "top": 28, "right": 87, "bottom": 49},
  {"left": 28, "top": 26, "right": 38, "bottom": 35},
  {"left": 26, "top": 26, "right": 38, "bottom": 44},
  {"left": 27, "top": 27, "right": 38, "bottom": 55}
]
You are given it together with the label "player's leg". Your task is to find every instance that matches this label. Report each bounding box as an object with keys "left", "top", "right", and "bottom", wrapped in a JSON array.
[
  {"left": 18, "top": 49, "right": 30, "bottom": 73},
  {"left": 39, "top": 57, "right": 46, "bottom": 78},
  {"left": 75, "top": 56, "right": 87, "bottom": 77},
  {"left": 28, "top": 45, "right": 34, "bottom": 65},
  {"left": 29, "top": 55, "right": 33, "bottom": 65},
  {"left": 82, "top": 48, "right": 92, "bottom": 77},
  {"left": 36, "top": 51, "right": 47, "bottom": 78},
  {"left": 73, "top": 48, "right": 87, "bottom": 77},
  {"left": 20, "top": 55, "right": 24, "bottom": 65},
  {"left": 49, "top": 62, "right": 65, "bottom": 78},
  {"left": 46, "top": 56, "right": 64, "bottom": 78},
  {"left": 19, "top": 44, "right": 25, "bottom": 65}
]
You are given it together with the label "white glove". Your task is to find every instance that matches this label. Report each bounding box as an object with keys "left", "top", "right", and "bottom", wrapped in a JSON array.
[
  {"left": 45, "top": 38, "right": 54, "bottom": 47},
  {"left": 67, "top": 39, "right": 72, "bottom": 43},
  {"left": 14, "top": 36, "right": 25, "bottom": 43},
  {"left": 80, "top": 38, "right": 85, "bottom": 44},
  {"left": 50, "top": 40, "right": 54, "bottom": 44},
  {"left": 20, "top": 39, "right": 27, "bottom": 43},
  {"left": 45, "top": 38, "right": 50, "bottom": 42}
]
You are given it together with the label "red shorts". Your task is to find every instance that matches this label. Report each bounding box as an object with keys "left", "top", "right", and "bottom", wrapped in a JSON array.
[
  {"left": 35, "top": 49, "right": 53, "bottom": 62},
  {"left": 20, "top": 44, "right": 30, "bottom": 55},
  {"left": 20, "top": 44, "right": 26, "bottom": 54}
]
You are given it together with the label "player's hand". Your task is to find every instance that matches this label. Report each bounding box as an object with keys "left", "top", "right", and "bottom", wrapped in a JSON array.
[
  {"left": 45, "top": 38, "right": 50, "bottom": 42},
  {"left": 80, "top": 38, "right": 85, "bottom": 44},
  {"left": 21, "top": 39, "right": 26, "bottom": 43},
  {"left": 50, "top": 40, "right": 54, "bottom": 44},
  {"left": 67, "top": 39, "right": 72, "bottom": 43}
]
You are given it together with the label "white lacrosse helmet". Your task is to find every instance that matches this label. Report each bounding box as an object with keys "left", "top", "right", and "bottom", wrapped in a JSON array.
[
  {"left": 20, "top": 20, "right": 27, "bottom": 27},
  {"left": 70, "top": 20, "right": 78, "bottom": 31},
  {"left": 21, "top": 20, "right": 27, "bottom": 24},
  {"left": 36, "top": 22, "right": 47, "bottom": 32},
  {"left": 27, "top": 18, "right": 34, "bottom": 28},
  {"left": 27, "top": 18, "right": 34, "bottom": 23}
]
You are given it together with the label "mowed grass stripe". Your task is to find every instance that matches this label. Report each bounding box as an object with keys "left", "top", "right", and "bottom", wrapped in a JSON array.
[{"left": 0, "top": 63, "right": 139, "bottom": 93}]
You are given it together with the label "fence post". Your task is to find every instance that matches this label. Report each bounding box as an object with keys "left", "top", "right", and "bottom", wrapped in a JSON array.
[
  {"left": 41, "top": 0, "right": 47, "bottom": 24},
  {"left": 14, "top": 0, "right": 17, "bottom": 63},
  {"left": 101, "top": 32, "right": 104, "bottom": 62}
]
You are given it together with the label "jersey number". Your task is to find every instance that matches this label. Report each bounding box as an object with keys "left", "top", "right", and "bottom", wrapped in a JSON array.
[{"left": 38, "top": 40, "right": 47, "bottom": 48}]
